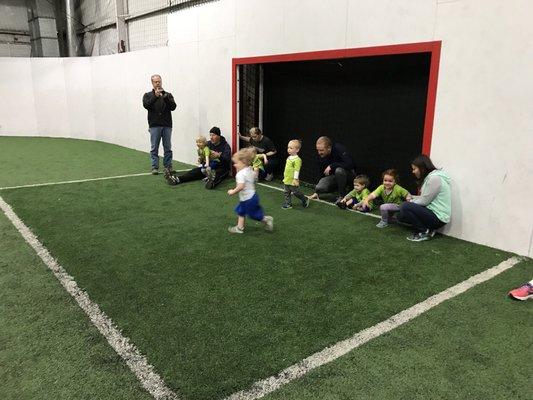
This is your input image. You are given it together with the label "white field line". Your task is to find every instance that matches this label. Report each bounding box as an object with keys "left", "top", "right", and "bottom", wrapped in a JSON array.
[
  {"left": 224, "top": 255, "right": 524, "bottom": 400},
  {"left": 0, "top": 170, "right": 190, "bottom": 191},
  {"left": 0, "top": 196, "right": 179, "bottom": 400},
  {"left": 257, "top": 182, "right": 381, "bottom": 219}
]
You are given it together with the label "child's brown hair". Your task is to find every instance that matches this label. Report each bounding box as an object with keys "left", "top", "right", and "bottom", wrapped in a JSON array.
[
  {"left": 382, "top": 169, "right": 400, "bottom": 183},
  {"left": 354, "top": 174, "right": 370, "bottom": 188}
]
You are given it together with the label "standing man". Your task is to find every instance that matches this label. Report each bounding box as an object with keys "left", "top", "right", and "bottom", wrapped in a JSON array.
[
  {"left": 239, "top": 127, "right": 277, "bottom": 181},
  {"left": 308, "top": 136, "right": 355, "bottom": 201},
  {"left": 143, "top": 74, "right": 177, "bottom": 175},
  {"left": 164, "top": 126, "right": 231, "bottom": 189}
]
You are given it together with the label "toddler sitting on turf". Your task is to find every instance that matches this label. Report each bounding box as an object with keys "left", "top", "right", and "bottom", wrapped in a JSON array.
[
  {"left": 282, "top": 139, "right": 310, "bottom": 209},
  {"left": 227, "top": 148, "right": 273, "bottom": 234},
  {"left": 336, "top": 174, "right": 372, "bottom": 212},
  {"left": 196, "top": 135, "right": 219, "bottom": 180},
  {"left": 361, "top": 169, "right": 411, "bottom": 228}
]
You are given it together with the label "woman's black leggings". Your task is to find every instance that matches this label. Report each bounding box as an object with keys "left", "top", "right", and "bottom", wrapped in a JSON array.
[{"left": 398, "top": 202, "right": 446, "bottom": 232}]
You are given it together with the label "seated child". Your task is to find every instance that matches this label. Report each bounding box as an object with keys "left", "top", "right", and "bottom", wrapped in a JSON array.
[
  {"left": 282, "top": 139, "right": 310, "bottom": 209},
  {"left": 227, "top": 148, "right": 274, "bottom": 234},
  {"left": 336, "top": 174, "right": 372, "bottom": 212},
  {"left": 196, "top": 135, "right": 219, "bottom": 180},
  {"left": 361, "top": 169, "right": 411, "bottom": 228}
]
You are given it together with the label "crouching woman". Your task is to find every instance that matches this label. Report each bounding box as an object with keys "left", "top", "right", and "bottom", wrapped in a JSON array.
[{"left": 399, "top": 155, "right": 451, "bottom": 242}]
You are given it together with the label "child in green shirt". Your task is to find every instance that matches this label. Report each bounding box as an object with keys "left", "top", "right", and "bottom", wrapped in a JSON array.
[
  {"left": 252, "top": 152, "right": 268, "bottom": 181},
  {"left": 362, "top": 169, "right": 411, "bottom": 228},
  {"left": 282, "top": 139, "right": 310, "bottom": 209},
  {"left": 196, "top": 135, "right": 219, "bottom": 180},
  {"left": 336, "top": 175, "right": 373, "bottom": 212}
]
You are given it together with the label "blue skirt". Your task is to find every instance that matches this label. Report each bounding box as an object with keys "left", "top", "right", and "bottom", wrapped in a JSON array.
[{"left": 234, "top": 193, "right": 265, "bottom": 221}]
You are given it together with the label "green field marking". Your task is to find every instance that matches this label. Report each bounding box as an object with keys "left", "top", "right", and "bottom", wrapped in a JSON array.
[{"left": 1, "top": 173, "right": 513, "bottom": 400}]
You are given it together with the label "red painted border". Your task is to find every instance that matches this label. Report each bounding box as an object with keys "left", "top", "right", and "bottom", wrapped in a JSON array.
[{"left": 231, "top": 41, "right": 441, "bottom": 156}]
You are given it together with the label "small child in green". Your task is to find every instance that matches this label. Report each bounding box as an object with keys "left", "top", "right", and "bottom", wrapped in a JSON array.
[
  {"left": 196, "top": 135, "right": 219, "bottom": 180},
  {"left": 362, "top": 169, "right": 411, "bottom": 228},
  {"left": 336, "top": 175, "right": 373, "bottom": 212},
  {"left": 282, "top": 139, "right": 310, "bottom": 209}
]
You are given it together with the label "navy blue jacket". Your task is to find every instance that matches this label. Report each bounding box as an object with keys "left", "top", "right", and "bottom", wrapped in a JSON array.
[
  {"left": 208, "top": 136, "right": 231, "bottom": 170},
  {"left": 317, "top": 142, "right": 355, "bottom": 176}
]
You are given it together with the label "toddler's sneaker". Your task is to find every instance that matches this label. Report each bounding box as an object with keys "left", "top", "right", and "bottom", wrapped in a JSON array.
[
  {"left": 335, "top": 199, "right": 347, "bottom": 210},
  {"left": 508, "top": 282, "right": 533, "bottom": 301},
  {"left": 376, "top": 220, "right": 389, "bottom": 228},
  {"left": 302, "top": 197, "right": 310, "bottom": 208},
  {"left": 281, "top": 203, "right": 293, "bottom": 210},
  {"left": 264, "top": 216, "right": 274, "bottom": 231},
  {"left": 228, "top": 225, "right": 244, "bottom": 234}
]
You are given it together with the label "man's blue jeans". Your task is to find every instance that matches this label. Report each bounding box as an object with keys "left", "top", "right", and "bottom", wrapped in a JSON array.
[{"left": 149, "top": 126, "right": 173, "bottom": 169}]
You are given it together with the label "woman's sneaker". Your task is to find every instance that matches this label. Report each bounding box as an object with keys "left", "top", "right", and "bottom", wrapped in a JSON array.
[
  {"left": 508, "top": 282, "right": 533, "bottom": 300},
  {"left": 407, "top": 229, "right": 434, "bottom": 241},
  {"left": 376, "top": 220, "right": 389, "bottom": 228},
  {"left": 281, "top": 203, "right": 292, "bottom": 210}
]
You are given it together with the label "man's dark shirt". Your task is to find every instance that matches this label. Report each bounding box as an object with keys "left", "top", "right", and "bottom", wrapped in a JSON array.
[
  {"left": 142, "top": 90, "right": 177, "bottom": 127},
  {"left": 317, "top": 142, "right": 355, "bottom": 176}
]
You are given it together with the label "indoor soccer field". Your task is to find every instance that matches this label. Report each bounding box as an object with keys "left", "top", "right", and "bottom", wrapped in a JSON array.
[{"left": 1, "top": 136, "right": 531, "bottom": 400}]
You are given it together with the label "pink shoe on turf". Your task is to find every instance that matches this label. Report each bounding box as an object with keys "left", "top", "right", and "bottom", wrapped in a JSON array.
[{"left": 508, "top": 282, "right": 533, "bottom": 301}]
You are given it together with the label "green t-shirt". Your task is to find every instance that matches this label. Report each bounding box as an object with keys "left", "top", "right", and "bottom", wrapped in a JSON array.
[
  {"left": 372, "top": 184, "right": 410, "bottom": 204},
  {"left": 197, "top": 146, "right": 219, "bottom": 163},
  {"left": 283, "top": 155, "right": 302, "bottom": 185},
  {"left": 346, "top": 187, "right": 372, "bottom": 208},
  {"left": 252, "top": 155, "right": 265, "bottom": 171}
]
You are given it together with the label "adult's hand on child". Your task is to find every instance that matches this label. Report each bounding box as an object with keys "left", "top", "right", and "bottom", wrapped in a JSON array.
[
  {"left": 324, "top": 166, "right": 331, "bottom": 176},
  {"left": 292, "top": 179, "right": 299, "bottom": 186}
]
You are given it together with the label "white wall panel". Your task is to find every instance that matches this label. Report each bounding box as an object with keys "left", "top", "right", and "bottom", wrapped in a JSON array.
[
  {"left": 198, "top": 0, "right": 235, "bottom": 42},
  {"left": 167, "top": 6, "right": 199, "bottom": 45},
  {"left": 63, "top": 58, "right": 96, "bottom": 140},
  {"left": 198, "top": 36, "right": 234, "bottom": 147},
  {"left": 31, "top": 58, "right": 69, "bottom": 137},
  {"left": 0, "top": 58, "right": 37, "bottom": 136},
  {"left": 90, "top": 54, "right": 130, "bottom": 146},
  {"left": 283, "top": 0, "right": 347, "bottom": 53},
  {"left": 432, "top": 0, "right": 533, "bottom": 257},
  {"left": 168, "top": 42, "right": 200, "bottom": 165},
  {"left": 346, "top": 0, "right": 435, "bottom": 48},
  {"left": 234, "top": 0, "right": 285, "bottom": 57}
]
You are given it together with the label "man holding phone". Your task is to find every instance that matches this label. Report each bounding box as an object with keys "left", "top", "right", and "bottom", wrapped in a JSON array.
[{"left": 142, "top": 74, "right": 177, "bottom": 175}]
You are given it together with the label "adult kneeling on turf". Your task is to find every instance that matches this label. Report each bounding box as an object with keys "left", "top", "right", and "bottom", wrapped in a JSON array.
[
  {"left": 165, "top": 126, "right": 231, "bottom": 189},
  {"left": 399, "top": 155, "right": 451, "bottom": 242},
  {"left": 308, "top": 136, "right": 355, "bottom": 201}
]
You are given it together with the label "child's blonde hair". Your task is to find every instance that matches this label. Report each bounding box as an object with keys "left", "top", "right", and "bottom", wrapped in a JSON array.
[
  {"left": 288, "top": 139, "right": 302, "bottom": 150},
  {"left": 233, "top": 147, "right": 255, "bottom": 165},
  {"left": 354, "top": 174, "right": 369, "bottom": 188},
  {"left": 196, "top": 135, "right": 207, "bottom": 146}
]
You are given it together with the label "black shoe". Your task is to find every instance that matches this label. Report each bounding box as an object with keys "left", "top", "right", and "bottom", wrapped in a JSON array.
[
  {"left": 335, "top": 198, "right": 346, "bottom": 210},
  {"left": 164, "top": 168, "right": 179, "bottom": 185},
  {"left": 205, "top": 176, "right": 215, "bottom": 189}
]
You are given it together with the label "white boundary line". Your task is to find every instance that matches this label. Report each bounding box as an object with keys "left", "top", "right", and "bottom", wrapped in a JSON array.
[
  {"left": 257, "top": 182, "right": 381, "bottom": 219},
  {"left": 224, "top": 255, "right": 524, "bottom": 400},
  {"left": 0, "top": 170, "right": 190, "bottom": 191},
  {"left": 0, "top": 196, "right": 180, "bottom": 400}
]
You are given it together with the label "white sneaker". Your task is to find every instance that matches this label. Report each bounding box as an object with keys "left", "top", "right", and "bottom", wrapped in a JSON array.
[
  {"left": 265, "top": 173, "right": 274, "bottom": 182},
  {"left": 264, "top": 216, "right": 274, "bottom": 231},
  {"left": 228, "top": 225, "right": 244, "bottom": 234}
]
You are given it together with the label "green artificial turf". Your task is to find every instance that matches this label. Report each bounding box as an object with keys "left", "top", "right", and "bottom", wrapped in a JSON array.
[
  {"left": 0, "top": 136, "right": 190, "bottom": 188},
  {"left": 264, "top": 259, "right": 533, "bottom": 400},
  {"left": 1, "top": 137, "right": 529, "bottom": 400},
  {"left": 1, "top": 174, "right": 515, "bottom": 400},
  {"left": 0, "top": 210, "right": 152, "bottom": 400}
]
